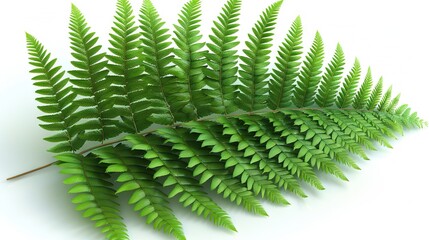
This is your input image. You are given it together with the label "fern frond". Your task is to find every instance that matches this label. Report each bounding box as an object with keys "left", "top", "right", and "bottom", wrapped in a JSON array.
[
  {"left": 352, "top": 67, "right": 373, "bottom": 109},
  {"left": 240, "top": 115, "right": 320, "bottom": 193},
  {"left": 187, "top": 121, "right": 288, "bottom": 205},
  {"left": 93, "top": 145, "right": 185, "bottom": 240},
  {"left": 26, "top": 33, "right": 82, "bottom": 152},
  {"left": 219, "top": 117, "right": 303, "bottom": 196},
  {"left": 367, "top": 77, "right": 383, "bottom": 110},
  {"left": 336, "top": 58, "right": 361, "bottom": 108},
  {"left": 326, "top": 110, "right": 376, "bottom": 150},
  {"left": 288, "top": 111, "right": 360, "bottom": 169},
  {"left": 269, "top": 112, "right": 348, "bottom": 181},
  {"left": 126, "top": 134, "right": 237, "bottom": 232},
  {"left": 157, "top": 127, "right": 268, "bottom": 216},
  {"left": 315, "top": 43, "right": 346, "bottom": 107},
  {"left": 293, "top": 32, "right": 325, "bottom": 107},
  {"left": 204, "top": 0, "right": 242, "bottom": 114},
  {"left": 25, "top": 1, "right": 427, "bottom": 239},
  {"left": 237, "top": 0, "right": 283, "bottom": 112},
  {"left": 304, "top": 109, "right": 369, "bottom": 160},
  {"left": 139, "top": 0, "right": 177, "bottom": 125},
  {"left": 56, "top": 153, "right": 128, "bottom": 240},
  {"left": 378, "top": 86, "right": 393, "bottom": 112},
  {"left": 386, "top": 94, "right": 400, "bottom": 113},
  {"left": 69, "top": 5, "right": 119, "bottom": 141},
  {"left": 268, "top": 16, "right": 303, "bottom": 109},
  {"left": 171, "top": 0, "right": 211, "bottom": 119},
  {"left": 342, "top": 110, "right": 392, "bottom": 148},
  {"left": 106, "top": 0, "right": 149, "bottom": 133},
  {"left": 358, "top": 112, "right": 397, "bottom": 139}
]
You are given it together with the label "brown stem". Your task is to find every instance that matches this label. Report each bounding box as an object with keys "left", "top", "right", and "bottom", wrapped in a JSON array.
[{"left": 7, "top": 161, "right": 58, "bottom": 181}]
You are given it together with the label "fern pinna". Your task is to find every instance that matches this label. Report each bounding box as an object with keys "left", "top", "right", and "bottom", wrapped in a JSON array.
[{"left": 24, "top": 0, "right": 426, "bottom": 239}]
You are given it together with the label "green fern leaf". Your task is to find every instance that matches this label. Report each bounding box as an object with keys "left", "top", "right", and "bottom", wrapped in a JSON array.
[
  {"left": 335, "top": 58, "right": 361, "bottom": 108},
  {"left": 378, "top": 85, "right": 393, "bottom": 111},
  {"left": 106, "top": 0, "right": 150, "bottom": 133},
  {"left": 171, "top": 0, "right": 211, "bottom": 119},
  {"left": 126, "top": 134, "right": 237, "bottom": 232},
  {"left": 23, "top": 1, "right": 427, "bottom": 239},
  {"left": 240, "top": 115, "right": 320, "bottom": 193},
  {"left": 353, "top": 67, "right": 373, "bottom": 109},
  {"left": 293, "top": 31, "right": 324, "bottom": 107},
  {"left": 139, "top": 0, "right": 177, "bottom": 124},
  {"left": 237, "top": 0, "right": 283, "bottom": 112},
  {"left": 289, "top": 111, "right": 360, "bottom": 169},
  {"left": 157, "top": 127, "right": 268, "bottom": 216},
  {"left": 93, "top": 145, "right": 186, "bottom": 240},
  {"left": 315, "top": 43, "right": 346, "bottom": 107},
  {"left": 204, "top": 0, "right": 242, "bottom": 114},
  {"left": 26, "top": 33, "right": 82, "bottom": 152},
  {"left": 56, "top": 153, "right": 128, "bottom": 240},
  {"left": 336, "top": 58, "right": 361, "bottom": 108},
  {"left": 268, "top": 16, "right": 303, "bottom": 110},
  {"left": 219, "top": 117, "right": 305, "bottom": 196},
  {"left": 69, "top": 5, "right": 119, "bottom": 141},
  {"left": 269, "top": 112, "right": 348, "bottom": 181},
  {"left": 186, "top": 121, "right": 288, "bottom": 205},
  {"left": 304, "top": 109, "right": 369, "bottom": 160}
]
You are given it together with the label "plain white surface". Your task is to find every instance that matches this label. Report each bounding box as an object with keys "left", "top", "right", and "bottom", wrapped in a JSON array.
[{"left": 1, "top": 0, "right": 429, "bottom": 239}]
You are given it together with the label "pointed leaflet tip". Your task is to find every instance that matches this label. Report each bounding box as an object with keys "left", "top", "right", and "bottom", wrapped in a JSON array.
[
  {"left": 143, "top": 0, "right": 154, "bottom": 9},
  {"left": 25, "top": 32, "right": 32, "bottom": 38},
  {"left": 25, "top": 32, "right": 36, "bottom": 43},
  {"left": 70, "top": 3, "right": 83, "bottom": 16},
  {"left": 354, "top": 57, "right": 360, "bottom": 65},
  {"left": 228, "top": 223, "right": 238, "bottom": 232},
  {"left": 336, "top": 42, "right": 343, "bottom": 51},
  {"left": 291, "top": 16, "right": 302, "bottom": 31}
]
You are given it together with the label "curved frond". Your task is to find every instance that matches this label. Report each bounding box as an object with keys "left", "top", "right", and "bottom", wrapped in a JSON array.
[
  {"left": 56, "top": 153, "right": 128, "bottom": 240},
  {"left": 26, "top": 33, "right": 82, "bottom": 152},
  {"left": 127, "top": 134, "right": 237, "bottom": 232},
  {"left": 93, "top": 145, "right": 185, "bottom": 240}
]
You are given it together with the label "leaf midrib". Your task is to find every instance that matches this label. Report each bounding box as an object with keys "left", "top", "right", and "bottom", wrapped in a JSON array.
[{"left": 77, "top": 107, "right": 385, "bottom": 156}]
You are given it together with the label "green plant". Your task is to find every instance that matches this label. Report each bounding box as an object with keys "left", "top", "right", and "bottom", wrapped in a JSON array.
[{"left": 22, "top": 0, "right": 425, "bottom": 239}]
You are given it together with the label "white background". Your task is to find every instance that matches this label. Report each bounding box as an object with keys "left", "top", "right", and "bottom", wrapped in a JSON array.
[{"left": 1, "top": 0, "right": 429, "bottom": 239}]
